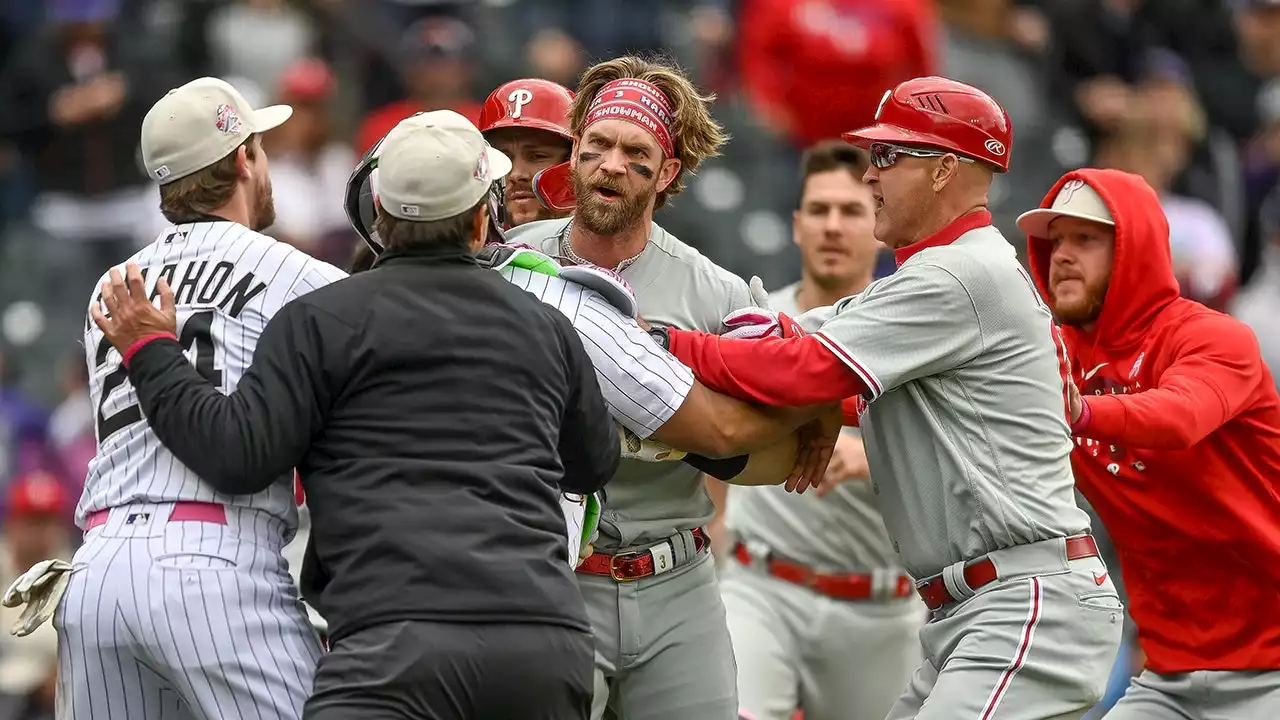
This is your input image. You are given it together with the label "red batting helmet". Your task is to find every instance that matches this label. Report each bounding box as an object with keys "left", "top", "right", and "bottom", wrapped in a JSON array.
[
  {"left": 843, "top": 76, "right": 1013, "bottom": 172},
  {"left": 479, "top": 78, "right": 574, "bottom": 140}
]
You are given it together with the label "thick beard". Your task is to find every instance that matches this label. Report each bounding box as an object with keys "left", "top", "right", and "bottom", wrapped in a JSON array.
[
  {"left": 1052, "top": 281, "right": 1108, "bottom": 327},
  {"left": 251, "top": 176, "right": 276, "bottom": 232},
  {"left": 574, "top": 172, "right": 654, "bottom": 237}
]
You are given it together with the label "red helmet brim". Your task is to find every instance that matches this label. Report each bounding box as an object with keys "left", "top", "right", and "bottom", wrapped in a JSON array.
[
  {"left": 842, "top": 124, "right": 956, "bottom": 153},
  {"left": 483, "top": 118, "right": 573, "bottom": 142}
]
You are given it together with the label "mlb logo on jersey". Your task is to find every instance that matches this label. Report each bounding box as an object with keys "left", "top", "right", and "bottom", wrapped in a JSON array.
[{"left": 215, "top": 103, "right": 244, "bottom": 134}]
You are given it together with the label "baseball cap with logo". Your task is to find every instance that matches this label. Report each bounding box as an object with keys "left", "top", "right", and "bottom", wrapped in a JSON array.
[
  {"left": 375, "top": 110, "right": 512, "bottom": 222},
  {"left": 1015, "top": 178, "right": 1115, "bottom": 238},
  {"left": 141, "top": 76, "right": 293, "bottom": 185}
]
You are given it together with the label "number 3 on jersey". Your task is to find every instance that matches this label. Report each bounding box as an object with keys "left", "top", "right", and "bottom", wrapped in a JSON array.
[{"left": 94, "top": 310, "right": 224, "bottom": 442}]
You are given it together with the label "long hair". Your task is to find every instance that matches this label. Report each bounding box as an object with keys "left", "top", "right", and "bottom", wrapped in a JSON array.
[{"left": 569, "top": 56, "right": 729, "bottom": 208}]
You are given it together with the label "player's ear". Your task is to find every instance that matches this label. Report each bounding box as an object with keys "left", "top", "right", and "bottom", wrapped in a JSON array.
[
  {"left": 932, "top": 155, "right": 960, "bottom": 193},
  {"left": 656, "top": 157, "right": 681, "bottom": 193},
  {"left": 471, "top": 203, "right": 490, "bottom": 251},
  {"left": 236, "top": 145, "right": 252, "bottom": 182}
]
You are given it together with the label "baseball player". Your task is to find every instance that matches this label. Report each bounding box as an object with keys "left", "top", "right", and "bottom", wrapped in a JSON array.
[
  {"left": 1019, "top": 169, "right": 1280, "bottom": 718},
  {"left": 647, "top": 76, "right": 1125, "bottom": 720},
  {"left": 479, "top": 78, "right": 575, "bottom": 228},
  {"left": 4, "top": 77, "right": 346, "bottom": 720},
  {"left": 503, "top": 55, "right": 796, "bottom": 720},
  {"left": 343, "top": 128, "right": 826, "bottom": 569},
  {"left": 714, "top": 140, "right": 926, "bottom": 720}
]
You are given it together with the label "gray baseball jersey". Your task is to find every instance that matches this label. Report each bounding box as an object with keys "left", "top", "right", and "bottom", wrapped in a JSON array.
[
  {"left": 800, "top": 225, "right": 1091, "bottom": 579},
  {"left": 80, "top": 221, "right": 347, "bottom": 531},
  {"left": 724, "top": 281, "right": 900, "bottom": 572},
  {"left": 507, "top": 219, "right": 752, "bottom": 549}
]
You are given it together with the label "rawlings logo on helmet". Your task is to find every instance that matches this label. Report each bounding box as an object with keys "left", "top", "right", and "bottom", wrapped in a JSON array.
[{"left": 984, "top": 138, "right": 1006, "bottom": 156}]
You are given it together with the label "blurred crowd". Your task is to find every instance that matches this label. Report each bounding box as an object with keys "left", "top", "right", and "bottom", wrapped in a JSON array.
[{"left": 0, "top": 0, "right": 1279, "bottom": 718}]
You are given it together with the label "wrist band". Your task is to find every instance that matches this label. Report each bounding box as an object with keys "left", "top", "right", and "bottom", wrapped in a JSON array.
[{"left": 122, "top": 332, "right": 178, "bottom": 368}]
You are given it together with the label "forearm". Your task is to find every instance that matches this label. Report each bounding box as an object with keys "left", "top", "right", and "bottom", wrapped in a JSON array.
[
  {"left": 127, "top": 340, "right": 306, "bottom": 493},
  {"left": 727, "top": 432, "right": 800, "bottom": 486},
  {"left": 651, "top": 382, "right": 818, "bottom": 458},
  {"left": 665, "top": 329, "right": 868, "bottom": 406},
  {"left": 1077, "top": 388, "right": 1226, "bottom": 451}
]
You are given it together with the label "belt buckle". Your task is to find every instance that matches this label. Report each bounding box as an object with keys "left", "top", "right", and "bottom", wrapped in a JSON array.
[{"left": 608, "top": 549, "right": 646, "bottom": 582}]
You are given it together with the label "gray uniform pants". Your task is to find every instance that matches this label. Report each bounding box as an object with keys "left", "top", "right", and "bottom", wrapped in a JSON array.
[
  {"left": 888, "top": 545, "right": 1124, "bottom": 720},
  {"left": 1104, "top": 669, "right": 1280, "bottom": 720},
  {"left": 580, "top": 549, "right": 738, "bottom": 720},
  {"left": 720, "top": 559, "right": 926, "bottom": 720}
]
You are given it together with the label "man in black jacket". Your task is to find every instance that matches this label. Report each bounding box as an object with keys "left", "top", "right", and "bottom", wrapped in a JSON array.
[{"left": 89, "top": 110, "right": 617, "bottom": 720}]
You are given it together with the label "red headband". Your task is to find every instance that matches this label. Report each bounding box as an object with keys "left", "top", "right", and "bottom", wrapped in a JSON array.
[{"left": 582, "top": 78, "right": 675, "bottom": 157}]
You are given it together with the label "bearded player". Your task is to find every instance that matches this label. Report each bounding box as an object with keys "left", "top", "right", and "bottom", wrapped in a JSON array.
[
  {"left": 1020, "top": 169, "right": 1280, "bottom": 718},
  {"left": 503, "top": 56, "right": 824, "bottom": 720}
]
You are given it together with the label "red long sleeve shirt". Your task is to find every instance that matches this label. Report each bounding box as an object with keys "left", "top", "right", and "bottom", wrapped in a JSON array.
[{"left": 1028, "top": 169, "right": 1280, "bottom": 672}]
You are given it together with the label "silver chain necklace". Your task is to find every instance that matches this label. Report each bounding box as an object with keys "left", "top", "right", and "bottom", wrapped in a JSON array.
[{"left": 558, "top": 220, "right": 645, "bottom": 273}]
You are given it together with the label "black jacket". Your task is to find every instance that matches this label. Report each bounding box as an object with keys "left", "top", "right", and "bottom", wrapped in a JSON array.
[{"left": 125, "top": 243, "right": 619, "bottom": 641}]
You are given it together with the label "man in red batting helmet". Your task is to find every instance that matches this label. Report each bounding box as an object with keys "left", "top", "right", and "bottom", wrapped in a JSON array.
[
  {"left": 648, "top": 75, "right": 1122, "bottom": 719},
  {"left": 479, "top": 78, "right": 575, "bottom": 229}
]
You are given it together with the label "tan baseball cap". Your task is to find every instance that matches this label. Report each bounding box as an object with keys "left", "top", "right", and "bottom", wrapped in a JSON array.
[
  {"left": 141, "top": 77, "right": 292, "bottom": 185},
  {"left": 375, "top": 110, "right": 512, "bottom": 222},
  {"left": 1016, "top": 178, "right": 1115, "bottom": 238}
]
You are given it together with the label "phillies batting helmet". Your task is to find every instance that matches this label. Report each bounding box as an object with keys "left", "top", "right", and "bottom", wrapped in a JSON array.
[
  {"left": 843, "top": 77, "right": 1013, "bottom": 172},
  {"left": 479, "top": 78, "right": 575, "bottom": 140}
]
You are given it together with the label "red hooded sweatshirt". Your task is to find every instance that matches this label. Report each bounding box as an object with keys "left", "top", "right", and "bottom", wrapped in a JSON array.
[{"left": 1026, "top": 168, "right": 1280, "bottom": 673}]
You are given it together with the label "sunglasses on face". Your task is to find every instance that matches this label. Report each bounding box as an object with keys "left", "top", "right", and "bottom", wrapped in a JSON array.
[{"left": 868, "top": 142, "right": 977, "bottom": 169}]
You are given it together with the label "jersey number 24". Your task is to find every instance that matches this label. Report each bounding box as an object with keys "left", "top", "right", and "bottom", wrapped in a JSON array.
[{"left": 94, "top": 310, "right": 224, "bottom": 442}]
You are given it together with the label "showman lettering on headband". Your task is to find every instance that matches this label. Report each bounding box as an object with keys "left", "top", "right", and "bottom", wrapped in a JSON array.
[{"left": 582, "top": 78, "right": 676, "bottom": 158}]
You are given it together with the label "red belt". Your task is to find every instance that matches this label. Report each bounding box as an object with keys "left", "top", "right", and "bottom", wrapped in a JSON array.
[
  {"left": 577, "top": 528, "right": 709, "bottom": 582},
  {"left": 916, "top": 535, "right": 1101, "bottom": 611},
  {"left": 733, "top": 543, "right": 913, "bottom": 601},
  {"left": 84, "top": 501, "right": 228, "bottom": 531}
]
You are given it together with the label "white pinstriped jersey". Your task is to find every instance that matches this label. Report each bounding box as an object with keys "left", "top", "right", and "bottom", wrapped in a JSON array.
[
  {"left": 499, "top": 265, "right": 693, "bottom": 438},
  {"left": 78, "top": 220, "right": 347, "bottom": 531}
]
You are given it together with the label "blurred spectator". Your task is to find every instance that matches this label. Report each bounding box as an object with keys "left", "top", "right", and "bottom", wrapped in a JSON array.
[
  {"left": 1232, "top": 187, "right": 1280, "bottom": 388},
  {"left": 939, "top": 0, "right": 1048, "bottom": 143},
  {"left": 264, "top": 58, "right": 358, "bottom": 264},
  {"left": 1037, "top": 0, "right": 1227, "bottom": 140},
  {"left": 1096, "top": 112, "right": 1239, "bottom": 311},
  {"left": 0, "top": 354, "right": 51, "bottom": 491},
  {"left": 354, "top": 15, "right": 481, "bottom": 154},
  {"left": 205, "top": 0, "right": 317, "bottom": 95},
  {"left": 1197, "top": 0, "right": 1280, "bottom": 143},
  {"left": 0, "top": 0, "right": 175, "bottom": 269},
  {"left": 0, "top": 472, "right": 72, "bottom": 720},
  {"left": 735, "top": 0, "right": 936, "bottom": 150},
  {"left": 46, "top": 349, "right": 93, "bottom": 495}
]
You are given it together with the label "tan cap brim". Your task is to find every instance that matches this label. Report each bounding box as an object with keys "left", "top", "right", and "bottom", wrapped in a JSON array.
[
  {"left": 1016, "top": 207, "right": 1115, "bottom": 239},
  {"left": 252, "top": 104, "right": 294, "bottom": 133}
]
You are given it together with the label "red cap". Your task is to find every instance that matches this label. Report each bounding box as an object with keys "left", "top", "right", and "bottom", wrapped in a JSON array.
[
  {"left": 5, "top": 471, "right": 68, "bottom": 520},
  {"left": 843, "top": 76, "right": 1013, "bottom": 172},
  {"left": 279, "top": 58, "right": 335, "bottom": 102},
  {"left": 479, "top": 79, "right": 575, "bottom": 141}
]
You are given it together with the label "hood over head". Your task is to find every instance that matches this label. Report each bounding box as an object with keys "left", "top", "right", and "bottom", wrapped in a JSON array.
[{"left": 1024, "top": 168, "right": 1179, "bottom": 352}]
